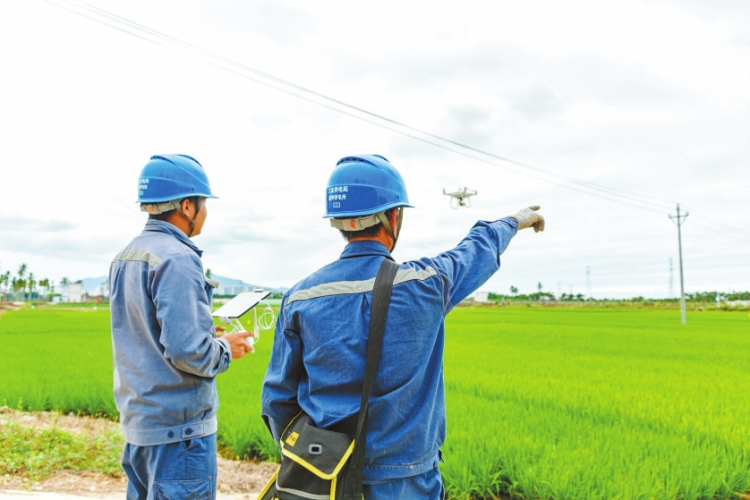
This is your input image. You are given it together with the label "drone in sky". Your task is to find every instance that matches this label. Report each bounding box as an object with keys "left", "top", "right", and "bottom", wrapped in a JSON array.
[{"left": 443, "top": 187, "right": 478, "bottom": 209}]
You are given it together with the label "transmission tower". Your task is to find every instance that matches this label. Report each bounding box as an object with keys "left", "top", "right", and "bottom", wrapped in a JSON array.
[
  {"left": 585, "top": 266, "right": 592, "bottom": 299},
  {"left": 669, "top": 204, "right": 689, "bottom": 324}
]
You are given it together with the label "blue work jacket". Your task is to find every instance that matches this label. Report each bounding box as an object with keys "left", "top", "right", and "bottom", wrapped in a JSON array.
[
  {"left": 109, "top": 220, "right": 231, "bottom": 446},
  {"left": 261, "top": 218, "right": 518, "bottom": 481}
]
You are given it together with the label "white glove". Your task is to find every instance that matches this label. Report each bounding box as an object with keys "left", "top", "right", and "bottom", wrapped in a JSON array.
[{"left": 510, "top": 205, "right": 545, "bottom": 232}]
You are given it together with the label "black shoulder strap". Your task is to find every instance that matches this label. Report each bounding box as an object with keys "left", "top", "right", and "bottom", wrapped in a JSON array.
[{"left": 342, "top": 258, "right": 399, "bottom": 498}]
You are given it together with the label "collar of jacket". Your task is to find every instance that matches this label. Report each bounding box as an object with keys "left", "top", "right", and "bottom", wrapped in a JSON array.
[
  {"left": 339, "top": 240, "right": 395, "bottom": 261},
  {"left": 142, "top": 220, "right": 203, "bottom": 257}
]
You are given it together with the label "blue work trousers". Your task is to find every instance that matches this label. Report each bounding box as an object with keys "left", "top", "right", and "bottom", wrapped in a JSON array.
[
  {"left": 364, "top": 466, "right": 444, "bottom": 499},
  {"left": 121, "top": 434, "right": 217, "bottom": 500}
]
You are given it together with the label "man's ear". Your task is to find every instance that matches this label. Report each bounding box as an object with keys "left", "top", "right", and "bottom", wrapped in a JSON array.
[{"left": 180, "top": 198, "right": 192, "bottom": 216}]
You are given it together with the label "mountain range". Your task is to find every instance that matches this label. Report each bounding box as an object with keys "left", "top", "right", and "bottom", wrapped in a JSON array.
[{"left": 77, "top": 275, "right": 287, "bottom": 294}]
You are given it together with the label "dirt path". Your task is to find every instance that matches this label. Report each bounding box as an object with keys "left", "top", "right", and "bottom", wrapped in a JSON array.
[
  {"left": 0, "top": 409, "right": 276, "bottom": 499},
  {"left": 0, "top": 491, "right": 258, "bottom": 499}
]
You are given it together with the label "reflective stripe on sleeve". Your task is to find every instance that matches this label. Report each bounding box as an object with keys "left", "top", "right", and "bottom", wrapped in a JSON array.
[
  {"left": 287, "top": 266, "right": 437, "bottom": 304},
  {"left": 112, "top": 249, "right": 163, "bottom": 267}
]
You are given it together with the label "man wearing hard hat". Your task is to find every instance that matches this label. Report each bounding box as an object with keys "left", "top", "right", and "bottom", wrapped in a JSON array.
[
  {"left": 261, "top": 154, "right": 544, "bottom": 498},
  {"left": 110, "top": 154, "right": 253, "bottom": 499}
]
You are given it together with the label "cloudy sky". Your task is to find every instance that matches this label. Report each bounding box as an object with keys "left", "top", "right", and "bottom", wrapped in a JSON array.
[{"left": 2, "top": 0, "right": 749, "bottom": 298}]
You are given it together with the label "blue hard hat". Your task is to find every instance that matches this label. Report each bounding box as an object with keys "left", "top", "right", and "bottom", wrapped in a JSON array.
[
  {"left": 137, "top": 154, "right": 218, "bottom": 203},
  {"left": 325, "top": 154, "right": 413, "bottom": 218}
]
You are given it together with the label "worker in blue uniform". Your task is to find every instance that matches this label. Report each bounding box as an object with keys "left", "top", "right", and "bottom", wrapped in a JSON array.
[
  {"left": 110, "top": 154, "right": 254, "bottom": 500},
  {"left": 261, "top": 154, "right": 544, "bottom": 499}
]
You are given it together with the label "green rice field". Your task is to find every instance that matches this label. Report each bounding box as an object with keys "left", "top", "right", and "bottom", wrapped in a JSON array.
[{"left": 1, "top": 305, "right": 749, "bottom": 499}]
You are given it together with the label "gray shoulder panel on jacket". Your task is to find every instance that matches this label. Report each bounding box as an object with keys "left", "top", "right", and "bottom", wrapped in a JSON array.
[
  {"left": 112, "top": 249, "right": 163, "bottom": 268},
  {"left": 287, "top": 266, "right": 438, "bottom": 304}
]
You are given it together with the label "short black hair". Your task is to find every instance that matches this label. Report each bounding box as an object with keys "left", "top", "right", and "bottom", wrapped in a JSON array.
[
  {"left": 337, "top": 208, "right": 395, "bottom": 242},
  {"left": 148, "top": 196, "right": 203, "bottom": 221}
]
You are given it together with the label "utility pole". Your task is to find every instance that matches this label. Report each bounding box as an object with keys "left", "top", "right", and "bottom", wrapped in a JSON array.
[
  {"left": 669, "top": 258, "right": 674, "bottom": 298},
  {"left": 669, "top": 204, "right": 689, "bottom": 324},
  {"left": 585, "top": 266, "right": 592, "bottom": 299}
]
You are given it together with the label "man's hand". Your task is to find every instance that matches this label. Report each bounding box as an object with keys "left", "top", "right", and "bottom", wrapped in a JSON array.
[
  {"left": 509, "top": 205, "right": 545, "bottom": 232},
  {"left": 217, "top": 327, "right": 255, "bottom": 359}
]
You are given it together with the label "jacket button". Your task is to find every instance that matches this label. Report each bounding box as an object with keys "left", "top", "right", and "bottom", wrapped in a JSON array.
[
  {"left": 168, "top": 431, "right": 174, "bottom": 438},
  {"left": 185, "top": 428, "right": 193, "bottom": 435}
]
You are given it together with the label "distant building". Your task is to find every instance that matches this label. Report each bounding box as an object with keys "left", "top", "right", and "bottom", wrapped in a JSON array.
[
  {"left": 473, "top": 291, "right": 490, "bottom": 303},
  {"left": 68, "top": 282, "right": 84, "bottom": 303},
  {"left": 217, "top": 285, "right": 256, "bottom": 296}
]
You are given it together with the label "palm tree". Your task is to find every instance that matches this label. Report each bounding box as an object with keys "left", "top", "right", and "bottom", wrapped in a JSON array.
[
  {"left": 0, "top": 271, "right": 9, "bottom": 301},
  {"left": 13, "top": 278, "right": 25, "bottom": 300},
  {"left": 17, "top": 264, "right": 28, "bottom": 301},
  {"left": 39, "top": 278, "right": 50, "bottom": 300},
  {"left": 27, "top": 273, "right": 36, "bottom": 301},
  {"left": 59, "top": 277, "right": 69, "bottom": 302}
]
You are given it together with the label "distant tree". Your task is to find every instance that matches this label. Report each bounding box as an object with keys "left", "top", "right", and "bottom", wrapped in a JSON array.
[
  {"left": 17, "top": 264, "right": 28, "bottom": 300},
  {"left": 0, "top": 271, "right": 9, "bottom": 301},
  {"left": 537, "top": 282, "right": 543, "bottom": 292},
  {"left": 510, "top": 285, "right": 518, "bottom": 296},
  {"left": 205, "top": 268, "right": 212, "bottom": 279},
  {"left": 39, "top": 278, "right": 50, "bottom": 300},
  {"left": 529, "top": 291, "right": 555, "bottom": 302},
  {"left": 27, "top": 273, "right": 36, "bottom": 300},
  {"left": 13, "top": 278, "right": 26, "bottom": 299}
]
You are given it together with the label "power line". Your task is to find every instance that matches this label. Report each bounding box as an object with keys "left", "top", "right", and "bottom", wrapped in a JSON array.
[
  {"left": 40, "top": 0, "right": 675, "bottom": 210},
  {"left": 681, "top": 210, "right": 750, "bottom": 241},
  {"left": 44, "top": 0, "right": 750, "bottom": 243}
]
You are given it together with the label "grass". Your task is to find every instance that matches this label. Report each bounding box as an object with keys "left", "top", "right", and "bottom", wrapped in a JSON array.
[
  {"left": 0, "top": 415, "right": 123, "bottom": 481},
  {"left": 441, "top": 307, "right": 750, "bottom": 499},
  {"left": 1, "top": 304, "right": 749, "bottom": 499},
  {"left": 0, "top": 306, "right": 117, "bottom": 417}
]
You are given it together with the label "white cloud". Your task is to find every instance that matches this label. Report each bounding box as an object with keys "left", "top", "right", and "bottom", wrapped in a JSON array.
[{"left": 0, "top": 0, "right": 748, "bottom": 297}]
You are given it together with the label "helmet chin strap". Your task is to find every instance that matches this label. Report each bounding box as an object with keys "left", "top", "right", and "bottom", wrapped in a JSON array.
[{"left": 375, "top": 207, "right": 404, "bottom": 252}]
